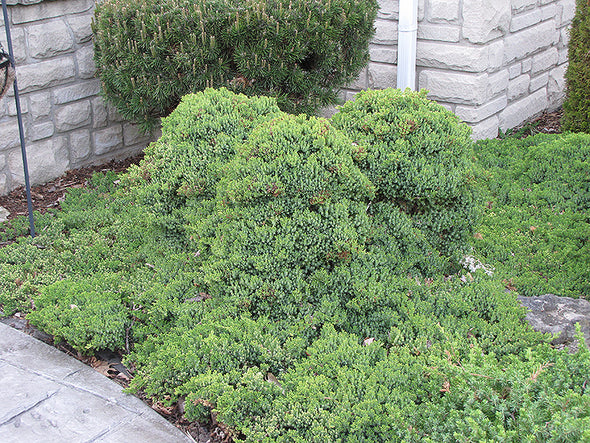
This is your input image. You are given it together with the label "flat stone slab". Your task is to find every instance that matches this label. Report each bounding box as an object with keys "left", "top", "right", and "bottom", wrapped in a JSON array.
[
  {"left": 0, "top": 322, "right": 194, "bottom": 443},
  {"left": 518, "top": 294, "right": 590, "bottom": 348}
]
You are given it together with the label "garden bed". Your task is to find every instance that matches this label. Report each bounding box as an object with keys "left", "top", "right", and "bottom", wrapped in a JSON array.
[{"left": 1, "top": 92, "right": 588, "bottom": 442}]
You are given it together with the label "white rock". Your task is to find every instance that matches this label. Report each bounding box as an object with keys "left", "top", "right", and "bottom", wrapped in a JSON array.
[
  {"left": 0, "top": 206, "right": 9, "bottom": 223},
  {"left": 463, "top": 0, "right": 510, "bottom": 43},
  {"left": 53, "top": 79, "right": 100, "bottom": 105},
  {"left": 420, "top": 70, "right": 489, "bottom": 105},
  {"left": 548, "top": 64, "right": 567, "bottom": 105},
  {"left": 531, "top": 47, "right": 559, "bottom": 75},
  {"left": 54, "top": 100, "right": 91, "bottom": 132},
  {"left": 510, "top": 8, "right": 542, "bottom": 32},
  {"left": 508, "top": 74, "right": 531, "bottom": 100},
  {"left": 368, "top": 62, "right": 396, "bottom": 89},
  {"left": 504, "top": 20, "right": 559, "bottom": 64},
  {"left": 455, "top": 96, "right": 507, "bottom": 123},
  {"left": 470, "top": 115, "right": 500, "bottom": 140},
  {"left": 93, "top": 125, "right": 123, "bottom": 155},
  {"left": 16, "top": 58, "right": 76, "bottom": 93},
  {"left": 427, "top": 0, "right": 459, "bottom": 22},
  {"left": 417, "top": 41, "right": 503, "bottom": 73},
  {"left": 27, "top": 20, "right": 74, "bottom": 59},
  {"left": 499, "top": 88, "right": 547, "bottom": 130},
  {"left": 529, "top": 72, "right": 549, "bottom": 92},
  {"left": 7, "top": 137, "right": 69, "bottom": 186}
]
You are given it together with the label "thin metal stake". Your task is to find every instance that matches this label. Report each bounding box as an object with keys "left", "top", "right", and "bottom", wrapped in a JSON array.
[{"left": 2, "top": 0, "right": 35, "bottom": 237}]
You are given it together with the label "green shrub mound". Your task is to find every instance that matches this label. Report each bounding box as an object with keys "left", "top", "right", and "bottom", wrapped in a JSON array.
[
  {"left": 332, "top": 89, "right": 477, "bottom": 271},
  {"left": 473, "top": 132, "right": 590, "bottom": 298},
  {"left": 563, "top": 0, "right": 590, "bottom": 132},
  {"left": 93, "top": 0, "right": 378, "bottom": 131},
  {"left": 1, "top": 89, "right": 589, "bottom": 441}
]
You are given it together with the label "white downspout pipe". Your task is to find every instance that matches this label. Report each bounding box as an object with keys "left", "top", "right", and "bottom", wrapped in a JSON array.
[{"left": 396, "top": 0, "right": 418, "bottom": 91}]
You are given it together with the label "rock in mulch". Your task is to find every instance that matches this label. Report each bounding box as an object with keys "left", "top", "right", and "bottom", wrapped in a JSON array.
[
  {"left": 0, "top": 206, "right": 9, "bottom": 223},
  {"left": 518, "top": 294, "right": 590, "bottom": 350}
]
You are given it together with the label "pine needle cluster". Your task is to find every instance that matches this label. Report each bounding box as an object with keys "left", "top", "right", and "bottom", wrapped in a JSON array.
[{"left": 92, "top": 0, "right": 378, "bottom": 132}]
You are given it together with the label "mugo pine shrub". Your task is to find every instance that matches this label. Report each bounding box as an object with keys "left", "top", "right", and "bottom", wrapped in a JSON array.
[
  {"left": 563, "top": 0, "right": 590, "bottom": 132},
  {"left": 2, "top": 89, "right": 589, "bottom": 441},
  {"left": 92, "top": 0, "right": 378, "bottom": 131}
]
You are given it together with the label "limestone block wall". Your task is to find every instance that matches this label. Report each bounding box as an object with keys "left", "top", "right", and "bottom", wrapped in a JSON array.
[
  {"left": 343, "top": 0, "right": 575, "bottom": 139},
  {"left": 0, "top": 0, "right": 157, "bottom": 195}
]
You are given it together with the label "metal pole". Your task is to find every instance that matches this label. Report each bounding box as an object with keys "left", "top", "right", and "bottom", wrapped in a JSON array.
[{"left": 2, "top": 0, "right": 35, "bottom": 237}]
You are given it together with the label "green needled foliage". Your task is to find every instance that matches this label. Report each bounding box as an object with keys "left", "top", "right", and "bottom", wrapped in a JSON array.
[
  {"left": 1, "top": 89, "right": 589, "bottom": 441},
  {"left": 332, "top": 88, "right": 477, "bottom": 273},
  {"left": 92, "top": 0, "right": 378, "bottom": 131},
  {"left": 473, "top": 132, "right": 590, "bottom": 298},
  {"left": 563, "top": 0, "right": 590, "bottom": 132}
]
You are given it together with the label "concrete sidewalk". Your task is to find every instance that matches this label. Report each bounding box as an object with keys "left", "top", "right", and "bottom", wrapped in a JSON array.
[{"left": 0, "top": 322, "right": 195, "bottom": 442}]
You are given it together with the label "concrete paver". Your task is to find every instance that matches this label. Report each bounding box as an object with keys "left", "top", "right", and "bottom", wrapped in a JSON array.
[{"left": 0, "top": 322, "right": 195, "bottom": 442}]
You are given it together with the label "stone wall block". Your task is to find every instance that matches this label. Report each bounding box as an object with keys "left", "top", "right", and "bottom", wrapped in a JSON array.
[
  {"left": 419, "top": 70, "right": 488, "bottom": 105},
  {"left": 11, "top": 0, "right": 93, "bottom": 24},
  {"left": 531, "top": 47, "right": 559, "bottom": 75},
  {"left": 504, "top": 21, "right": 559, "bottom": 64},
  {"left": 559, "top": 0, "right": 576, "bottom": 25},
  {"left": 0, "top": 27, "right": 26, "bottom": 64},
  {"left": 7, "top": 98, "right": 29, "bottom": 116},
  {"left": 29, "top": 91, "right": 52, "bottom": 121},
  {"left": 93, "top": 125, "right": 123, "bottom": 155},
  {"left": 529, "top": 72, "right": 549, "bottom": 92},
  {"left": 0, "top": 100, "right": 7, "bottom": 119},
  {"left": 462, "top": 0, "right": 511, "bottom": 44},
  {"left": 427, "top": 0, "right": 459, "bottom": 22},
  {"left": 0, "top": 173, "right": 7, "bottom": 195},
  {"left": 417, "top": 24, "right": 461, "bottom": 42},
  {"left": 508, "top": 63, "right": 521, "bottom": 79},
  {"left": 70, "top": 129, "right": 91, "bottom": 162},
  {"left": 499, "top": 88, "right": 547, "bottom": 129},
  {"left": 510, "top": 9, "right": 542, "bottom": 32},
  {"left": 373, "top": 19, "right": 398, "bottom": 45},
  {"left": 471, "top": 115, "right": 500, "bottom": 140},
  {"left": 540, "top": 4, "right": 558, "bottom": 21},
  {"left": 55, "top": 100, "right": 91, "bottom": 132},
  {"left": 7, "top": 137, "right": 69, "bottom": 186},
  {"left": 488, "top": 70, "right": 510, "bottom": 98},
  {"left": 76, "top": 45, "right": 96, "bottom": 79},
  {"left": 548, "top": 63, "right": 567, "bottom": 105},
  {"left": 107, "top": 103, "right": 126, "bottom": 123},
  {"left": 455, "top": 96, "right": 507, "bottom": 123},
  {"left": 369, "top": 45, "right": 397, "bottom": 64},
  {"left": 511, "top": 0, "right": 537, "bottom": 14},
  {"left": 377, "top": 0, "right": 398, "bottom": 19},
  {"left": 27, "top": 20, "right": 74, "bottom": 59},
  {"left": 30, "top": 121, "right": 54, "bottom": 141},
  {"left": 521, "top": 57, "right": 532, "bottom": 73},
  {"left": 0, "top": 119, "right": 21, "bottom": 151},
  {"left": 16, "top": 57, "right": 76, "bottom": 93},
  {"left": 91, "top": 97, "right": 108, "bottom": 129},
  {"left": 508, "top": 74, "right": 531, "bottom": 100},
  {"left": 417, "top": 41, "right": 502, "bottom": 73},
  {"left": 368, "top": 63, "right": 397, "bottom": 89},
  {"left": 558, "top": 48, "right": 568, "bottom": 64},
  {"left": 66, "top": 15, "right": 93, "bottom": 43},
  {"left": 123, "top": 123, "right": 151, "bottom": 147},
  {"left": 53, "top": 79, "right": 100, "bottom": 105}
]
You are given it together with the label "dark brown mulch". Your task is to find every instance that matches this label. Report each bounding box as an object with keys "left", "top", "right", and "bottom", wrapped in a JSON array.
[
  {"left": 0, "top": 154, "right": 144, "bottom": 222},
  {"left": 500, "top": 107, "right": 563, "bottom": 138}
]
